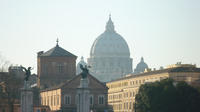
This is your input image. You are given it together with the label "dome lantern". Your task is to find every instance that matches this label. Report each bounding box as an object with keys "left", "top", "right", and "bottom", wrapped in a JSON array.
[{"left": 105, "top": 14, "right": 115, "bottom": 32}]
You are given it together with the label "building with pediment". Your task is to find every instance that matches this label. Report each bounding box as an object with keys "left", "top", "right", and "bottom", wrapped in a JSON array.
[{"left": 40, "top": 74, "right": 110, "bottom": 112}]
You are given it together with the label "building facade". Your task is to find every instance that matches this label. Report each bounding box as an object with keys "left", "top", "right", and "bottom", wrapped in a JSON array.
[
  {"left": 88, "top": 16, "right": 132, "bottom": 82},
  {"left": 37, "top": 42, "right": 77, "bottom": 88},
  {"left": 40, "top": 74, "right": 110, "bottom": 112},
  {"left": 106, "top": 64, "right": 200, "bottom": 112}
]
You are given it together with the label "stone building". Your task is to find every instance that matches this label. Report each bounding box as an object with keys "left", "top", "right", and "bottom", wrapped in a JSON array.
[
  {"left": 40, "top": 74, "right": 110, "bottom": 112},
  {"left": 88, "top": 15, "right": 132, "bottom": 82},
  {"left": 37, "top": 41, "right": 77, "bottom": 88},
  {"left": 106, "top": 63, "right": 200, "bottom": 112}
]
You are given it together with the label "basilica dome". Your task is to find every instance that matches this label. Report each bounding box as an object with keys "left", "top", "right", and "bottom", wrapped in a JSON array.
[
  {"left": 90, "top": 16, "right": 130, "bottom": 58},
  {"left": 88, "top": 15, "right": 133, "bottom": 82}
]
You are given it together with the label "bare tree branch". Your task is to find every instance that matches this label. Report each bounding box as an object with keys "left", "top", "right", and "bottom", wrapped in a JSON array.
[{"left": 0, "top": 54, "right": 11, "bottom": 72}]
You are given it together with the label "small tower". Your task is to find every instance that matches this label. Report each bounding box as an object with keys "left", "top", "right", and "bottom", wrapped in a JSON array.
[{"left": 37, "top": 39, "right": 77, "bottom": 88}]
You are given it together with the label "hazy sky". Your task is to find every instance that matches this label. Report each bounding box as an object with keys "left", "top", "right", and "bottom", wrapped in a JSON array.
[{"left": 0, "top": 0, "right": 200, "bottom": 73}]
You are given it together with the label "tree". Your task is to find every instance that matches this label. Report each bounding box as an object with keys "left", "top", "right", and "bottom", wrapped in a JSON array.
[
  {"left": 0, "top": 54, "right": 11, "bottom": 72},
  {"left": 135, "top": 78, "right": 200, "bottom": 112},
  {"left": 0, "top": 72, "right": 23, "bottom": 112}
]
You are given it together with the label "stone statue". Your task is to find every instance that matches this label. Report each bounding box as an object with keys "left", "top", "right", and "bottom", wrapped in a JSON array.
[
  {"left": 21, "top": 66, "right": 32, "bottom": 81},
  {"left": 80, "top": 64, "right": 89, "bottom": 79}
]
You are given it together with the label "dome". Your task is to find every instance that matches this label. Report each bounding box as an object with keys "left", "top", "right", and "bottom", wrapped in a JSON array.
[
  {"left": 90, "top": 15, "right": 130, "bottom": 58},
  {"left": 76, "top": 56, "right": 87, "bottom": 75},
  {"left": 134, "top": 57, "right": 148, "bottom": 74}
]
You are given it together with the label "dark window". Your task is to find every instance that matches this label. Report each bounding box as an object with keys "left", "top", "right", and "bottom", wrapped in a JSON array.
[
  {"left": 65, "top": 95, "right": 71, "bottom": 104},
  {"left": 90, "top": 95, "right": 93, "bottom": 105},
  {"left": 57, "top": 63, "right": 64, "bottom": 73},
  {"left": 98, "top": 95, "right": 104, "bottom": 105}
]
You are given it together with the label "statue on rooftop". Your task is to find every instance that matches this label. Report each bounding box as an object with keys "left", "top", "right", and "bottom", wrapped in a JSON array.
[
  {"left": 21, "top": 66, "right": 32, "bottom": 81},
  {"left": 80, "top": 64, "right": 89, "bottom": 79}
]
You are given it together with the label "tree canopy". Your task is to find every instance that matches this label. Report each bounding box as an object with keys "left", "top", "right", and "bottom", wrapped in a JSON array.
[
  {"left": 0, "top": 72, "right": 23, "bottom": 112},
  {"left": 135, "top": 78, "right": 200, "bottom": 112}
]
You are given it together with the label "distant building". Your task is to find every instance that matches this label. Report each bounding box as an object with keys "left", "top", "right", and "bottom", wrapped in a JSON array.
[
  {"left": 8, "top": 66, "right": 24, "bottom": 79},
  {"left": 76, "top": 56, "right": 87, "bottom": 75},
  {"left": 37, "top": 41, "right": 77, "bottom": 88},
  {"left": 8, "top": 66, "right": 38, "bottom": 87},
  {"left": 134, "top": 57, "right": 148, "bottom": 74},
  {"left": 40, "top": 74, "right": 110, "bottom": 112},
  {"left": 106, "top": 63, "right": 200, "bottom": 112},
  {"left": 88, "top": 15, "right": 132, "bottom": 82}
]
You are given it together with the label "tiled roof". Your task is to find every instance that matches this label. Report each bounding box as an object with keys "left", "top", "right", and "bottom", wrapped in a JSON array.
[
  {"left": 40, "top": 74, "right": 108, "bottom": 92},
  {"left": 39, "top": 45, "right": 76, "bottom": 57}
]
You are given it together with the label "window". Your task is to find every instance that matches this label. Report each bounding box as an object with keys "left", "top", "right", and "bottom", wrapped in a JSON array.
[
  {"left": 57, "top": 95, "right": 59, "bottom": 105},
  {"left": 90, "top": 95, "right": 93, "bottom": 105},
  {"left": 57, "top": 63, "right": 64, "bottom": 73},
  {"left": 37, "top": 109, "right": 41, "bottom": 112},
  {"left": 64, "top": 95, "right": 71, "bottom": 105},
  {"left": 44, "top": 64, "right": 48, "bottom": 74},
  {"left": 98, "top": 95, "right": 104, "bottom": 105},
  {"left": 54, "top": 95, "right": 56, "bottom": 106},
  {"left": 47, "top": 96, "right": 49, "bottom": 105},
  {"left": 51, "top": 96, "right": 53, "bottom": 105},
  {"left": 44, "top": 97, "right": 46, "bottom": 105}
]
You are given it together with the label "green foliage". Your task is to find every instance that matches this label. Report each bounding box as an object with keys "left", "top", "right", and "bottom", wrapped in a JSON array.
[{"left": 135, "top": 78, "right": 200, "bottom": 112}]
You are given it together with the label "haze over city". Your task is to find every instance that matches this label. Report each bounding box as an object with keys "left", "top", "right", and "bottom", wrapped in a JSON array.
[{"left": 0, "top": 0, "right": 200, "bottom": 73}]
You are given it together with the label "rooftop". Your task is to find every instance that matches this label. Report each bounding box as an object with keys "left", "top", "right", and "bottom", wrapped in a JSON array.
[{"left": 38, "top": 44, "right": 77, "bottom": 57}]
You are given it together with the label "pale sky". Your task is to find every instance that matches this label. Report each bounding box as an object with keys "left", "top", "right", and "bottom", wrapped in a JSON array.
[{"left": 0, "top": 0, "right": 200, "bottom": 73}]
